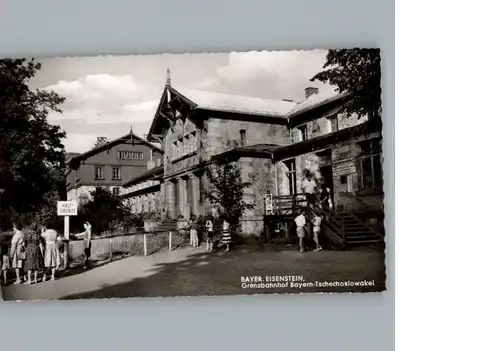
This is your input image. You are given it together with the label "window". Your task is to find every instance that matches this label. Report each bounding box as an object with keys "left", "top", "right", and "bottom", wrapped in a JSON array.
[
  {"left": 297, "top": 125, "right": 308, "bottom": 141},
  {"left": 357, "top": 138, "right": 382, "bottom": 189},
  {"left": 328, "top": 117, "right": 338, "bottom": 133},
  {"left": 118, "top": 151, "right": 144, "bottom": 160},
  {"left": 112, "top": 167, "right": 122, "bottom": 180},
  {"left": 284, "top": 159, "right": 297, "bottom": 195},
  {"left": 240, "top": 129, "right": 247, "bottom": 146},
  {"left": 340, "top": 175, "right": 347, "bottom": 184},
  {"left": 94, "top": 166, "right": 104, "bottom": 180},
  {"left": 112, "top": 187, "right": 120, "bottom": 196}
]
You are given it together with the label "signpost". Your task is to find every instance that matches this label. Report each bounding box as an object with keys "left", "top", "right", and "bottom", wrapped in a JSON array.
[
  {"left": 57, "top": 201, "right": 78, "bottom": 239},
  {"left": 57, "top": 201, "right": 77, "bottom": 270}
]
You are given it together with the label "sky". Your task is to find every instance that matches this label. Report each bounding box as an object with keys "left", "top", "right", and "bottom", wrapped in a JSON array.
[{"left": 29, "top": 50, "right": 331, "bottom": 153}]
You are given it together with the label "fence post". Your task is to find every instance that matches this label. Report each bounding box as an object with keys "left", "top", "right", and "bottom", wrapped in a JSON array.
[
  {"left": 143, "top": 233, "right": 148, "bottom": 256},
  {"left": 109, "top": 237, "right": 113, "bottom": 261},
  {"left": 169, "top": 231, "right": 172, "bottom": 251}
]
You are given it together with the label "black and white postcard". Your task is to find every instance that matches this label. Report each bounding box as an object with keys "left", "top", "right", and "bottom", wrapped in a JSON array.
[{"left": 0, "top": 49, "right": 386, "bottom": 301}]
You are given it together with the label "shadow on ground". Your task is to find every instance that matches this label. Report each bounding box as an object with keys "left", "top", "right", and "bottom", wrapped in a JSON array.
[{"left": 61, "top": 243, "right": 386, "bottom": 300}]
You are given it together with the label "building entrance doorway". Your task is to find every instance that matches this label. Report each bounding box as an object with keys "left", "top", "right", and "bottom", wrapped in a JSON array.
[{"left": 320, "top": 165, "right": 334, "bottom": 209}]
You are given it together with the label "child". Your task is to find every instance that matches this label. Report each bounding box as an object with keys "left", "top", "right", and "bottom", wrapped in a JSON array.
[
  {"left": 312, "top": 214, "right": 323, "bottom": 251},
  {"left": 221, "top": 217, "right": 231, "bottom": 252},
  {"left": 1, "top": 242, "right": 10, "bottom": 285},
  {"left": 294, "top": 212, "right": 306, "bottom": 253},
  {"left": 189, "top": 216, "right": 199, "bottom": 247},
  {"left": 205, "top": 217, "right": 214, "bottom": 251}
]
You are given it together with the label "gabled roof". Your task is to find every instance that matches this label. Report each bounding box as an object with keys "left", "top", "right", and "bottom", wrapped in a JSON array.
[
  {"left": 68, "top": 131, "right": 163, "bottom": 167},
  {"left": 287, "top": 90, "right": 351, "bottom": 119},
  {"left": 171, "top": 87, "right": 296, "bottom": 117},
  {"left": 65, "top": 152, "right": 80, "bottom": 163},
  {"left": 147, "top": 83, "right": 352, "bottom": 140}
]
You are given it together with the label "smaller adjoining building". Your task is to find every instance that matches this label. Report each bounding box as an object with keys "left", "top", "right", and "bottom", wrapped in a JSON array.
[
  {"left": 65, "top": 129, "right": 163, "bottom": 204},
  {"left": 120, "top": 157, "right": 164, "bottom": 215}
]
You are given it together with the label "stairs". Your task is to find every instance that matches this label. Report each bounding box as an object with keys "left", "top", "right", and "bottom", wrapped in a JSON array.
[
  {"left": 310, "top": 202, "right": 383, "bottom": 249},
  {"left": 329, "top": 212, "right": 384, "bottom": 248},
  {"left": 152, "top": 219, "right": 178, "bottom": 233}
]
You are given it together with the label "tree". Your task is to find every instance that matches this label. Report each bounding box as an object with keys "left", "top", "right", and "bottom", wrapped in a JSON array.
[
  {"left": 0, "top": 58, "right": 66, "bottom": 229},
  {"left": 78, "top": 187, "right": 133, "bottom": 234},
  {"left": 311, "top": 48, "right": 382, "bottom": 120},
  {"left": 203, "top": 162, "right": 254, "bottom": 226}
]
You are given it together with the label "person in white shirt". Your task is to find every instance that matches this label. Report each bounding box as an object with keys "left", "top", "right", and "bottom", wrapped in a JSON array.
[
  {"left": 301, "top": 171, "right": 318, "bottom": 212},
  {"left": 74, "top": 222, "right": 92, "bottom": 269},
  {"left": 294, "top": 212, "right": 306, "bottom": 253},
  {"left": 312, "top": 214, "right": 323, "bottom": 251}
]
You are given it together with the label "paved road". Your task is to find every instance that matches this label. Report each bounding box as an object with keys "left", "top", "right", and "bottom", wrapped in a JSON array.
[{"left": 2, "top": 246, "right": 207, "bottom": 301}]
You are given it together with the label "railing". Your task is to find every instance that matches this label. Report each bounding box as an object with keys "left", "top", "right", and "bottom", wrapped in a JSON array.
[
  {"left": 270, "top": 193, "right": 308, "bottom": 215},
  {"left": 68, "top": 230, "right": 182, "bottom": 264}
]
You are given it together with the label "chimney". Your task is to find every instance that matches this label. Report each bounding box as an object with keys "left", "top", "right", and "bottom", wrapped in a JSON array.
[{"left": 305, "top": 87, "right": 319, "bottom": 99}]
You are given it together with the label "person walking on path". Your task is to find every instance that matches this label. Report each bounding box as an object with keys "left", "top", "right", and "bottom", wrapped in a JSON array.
[
  {"left": 74, "top": 222, "right": 92, "bottom": 269},
  {"left": 23, "top": 225, "right": 44, "bottom": 284},
  {"left": 205, "top": 216, "right": 214, "bottom": 251},
  {"left": 189, "top": 216, "right": 199, "bottom": 247},
  {"left": 10, "top": 222, "right": 25, "bottom": 284},
  {"left": 41, "top": 223, "right": 60, "bottom": 281},
  {"left": 221, "top": 217, "right": 231, "bottom": 252}
]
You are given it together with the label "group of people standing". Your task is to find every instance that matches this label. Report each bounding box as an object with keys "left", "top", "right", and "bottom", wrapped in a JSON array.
[
  {"left": 292, "top": 170, "right": 335, "bottom": 253},
  {"left": 186, "top": 215, "right": 232, "bottom": 252},
  {"left": 1, "top": 222, "right": 62, "bottom": 285},
  {"left": 0, "top": 220, "right": 92, "bottom": 286}
]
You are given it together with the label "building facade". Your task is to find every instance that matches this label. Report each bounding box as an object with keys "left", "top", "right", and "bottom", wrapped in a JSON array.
[
  {"left": 120, "top": 158, "right": 164, "bottom": 215},
  {"left": 141, "top": 81, "right": 383, "bottom": 236},
  {"left": 66, "top": 131, "right": 163, "bottom": 204}
]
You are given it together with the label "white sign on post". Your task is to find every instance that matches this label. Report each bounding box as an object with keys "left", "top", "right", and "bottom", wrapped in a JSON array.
[
  {"left": 57, "top": 201, "right": 78, "bottom": 216},
  {"left": 57, "top": 201, "right": 77, "bottom": 240}
]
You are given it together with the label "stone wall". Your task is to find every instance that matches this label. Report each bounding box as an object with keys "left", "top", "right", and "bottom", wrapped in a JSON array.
[{"left": 201, "top": 119, "right": 288, "bottom": 160}]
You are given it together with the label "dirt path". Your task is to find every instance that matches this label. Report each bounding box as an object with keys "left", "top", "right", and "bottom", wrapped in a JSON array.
[{"left": 2, "top": 246, "right": 207, "bottom": 301}]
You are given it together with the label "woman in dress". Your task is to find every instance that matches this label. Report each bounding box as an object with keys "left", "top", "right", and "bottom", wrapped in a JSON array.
[
  {"left": 41, "top": 223, "right": 60, "bottom": 282},
  {"left": 221, "top": 216, "right": 231, "bottom": 252},
  {"left": 205, "top": 216, "right": 214, "bottom": 251},
  {"left": 9, "top": 222, "right": 25, "bottom": 284},
  {"left": 23, "top": 224, "right": 44, "bottom": 284}
]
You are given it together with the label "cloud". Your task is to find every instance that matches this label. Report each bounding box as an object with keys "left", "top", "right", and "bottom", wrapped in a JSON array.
[
  {"left": 40, "top": 50, "right": 333, "bottom": 153},
  {"left": 192, "top": 50, "right": 330, "bottom": 101},
  {"left": 62, "top": 133, "right": 103, "bottom": 154}
]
